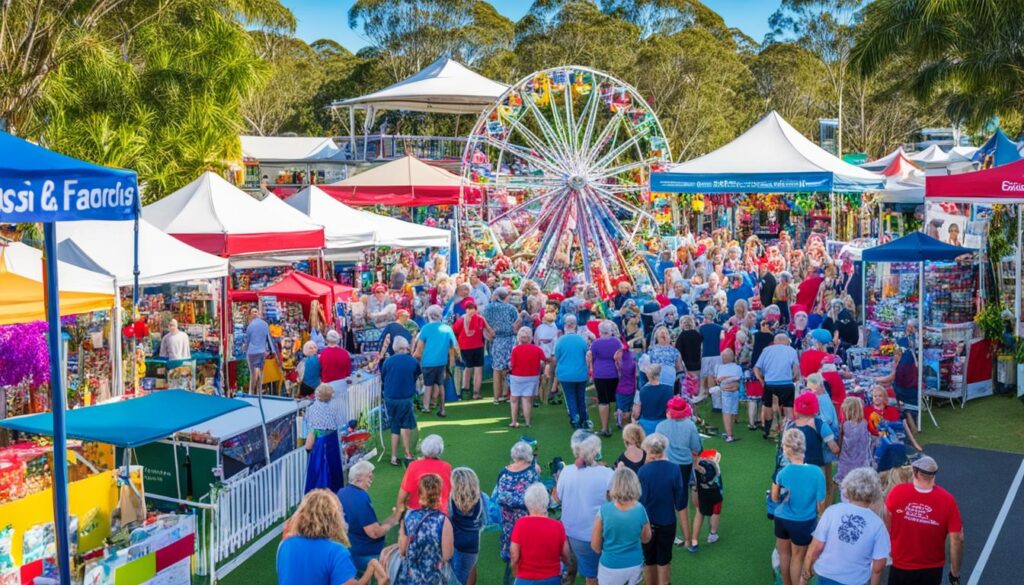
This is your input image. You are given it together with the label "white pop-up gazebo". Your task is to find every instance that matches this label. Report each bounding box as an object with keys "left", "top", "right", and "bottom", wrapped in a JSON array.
[
  {"left": 331, "top": 57, "right": 508, "bottom": 158},
  {"left": 287, "top": 185, "right": 451, "bottom": 257}
]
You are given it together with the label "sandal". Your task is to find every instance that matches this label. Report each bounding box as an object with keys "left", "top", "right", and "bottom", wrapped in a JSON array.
[
  {"left": 389, "top": 458, "right": 400, "bottom": 466},
  {"left": 509, "top": 422, "right": 519, "bottom": 428},
  {"left": 437, "top": 410, "right": 447, "bottom": 418}
]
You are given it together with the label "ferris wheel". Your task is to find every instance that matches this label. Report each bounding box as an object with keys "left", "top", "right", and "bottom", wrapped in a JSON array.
[{"left": 461, "top": 66, "right": 672, "bottom": 294}]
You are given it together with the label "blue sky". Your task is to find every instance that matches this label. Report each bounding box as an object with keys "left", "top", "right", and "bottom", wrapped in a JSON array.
[{"left": 282, "top": 0, "right": 779, "bottom": 51}]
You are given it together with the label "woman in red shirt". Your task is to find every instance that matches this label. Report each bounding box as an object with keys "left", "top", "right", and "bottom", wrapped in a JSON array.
[
  {"left": 452, "top": 300, "right": 491, "bottom": 400},
  {"left": 511, "top": 483, "right": 570, "bottom": 585},
  {"left": 508, "top": 327, "right": 547, "bottom": 428}
]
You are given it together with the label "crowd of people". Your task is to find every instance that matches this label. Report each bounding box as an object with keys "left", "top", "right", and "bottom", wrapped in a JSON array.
[{"left": 272, "top": 230, "right": 965, "bottom": 585}]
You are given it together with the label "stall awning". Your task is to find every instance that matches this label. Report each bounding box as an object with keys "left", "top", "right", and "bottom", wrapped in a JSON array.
[
  {"left": 972, "top": 128, "right": 1021, "bottom": 168},
  {"left": 925, "top": 158, "right": 1024, "bottom": 203},
  {"left": 240, "top": 136, "right": 343, "bottom": 162},
  {"left": 322, "top": 155, "right": 481, "bottom": 207},
  {"left": 0, "top": 390, "right": 252, "bottom": 448},
  {"left": 650, "top": 111, "right": 884, "bottom": 193},
  {"left": 143, "top": 171, "right": 325, "bottom": 257},
  {"left": 861, "top": 232, "right": 974, "bottom": 263},
  {"left": 0, "top": 241, "right": 115, "bottom": 325}
]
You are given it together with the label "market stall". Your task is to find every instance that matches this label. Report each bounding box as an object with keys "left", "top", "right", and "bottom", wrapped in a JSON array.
[
  {"left": 0, "top": 128, "right": 142, "bottom": 584},
  {"left": 322, "top": 155, "right": 481, "bottom": 208},
  {"left": 0, "top": 391, "right": 250, "bottom": 584},
  {"left": 651, "top": 111, "right": 884, "bottom": 242},
  {"left": 862, "top": 233, "right": 978, "bottom": 426},
  {"left": 56, "top": 218, "right": 229, "bottom": 394},
  {"left": 238, "top": 135, "right": 350, "bottom": 193}
]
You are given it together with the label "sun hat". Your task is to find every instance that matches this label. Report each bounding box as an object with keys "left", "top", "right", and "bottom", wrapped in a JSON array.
[
  {"left": 794, "top": 392, "right": 819, "bottom": 416},
  {"left": 371, "top": 283, "right": 387, "bottom": 294},
  {"left": 461, "top": 298, "right": 476, "bottom": 310},
  {"left": 666, "top": 396, "right": 692, "bottom": 419}
]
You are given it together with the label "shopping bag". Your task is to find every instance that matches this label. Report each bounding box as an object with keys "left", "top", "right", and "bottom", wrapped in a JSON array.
[{"left": 444, "top": 370, "right": 460, "bottom": 402}]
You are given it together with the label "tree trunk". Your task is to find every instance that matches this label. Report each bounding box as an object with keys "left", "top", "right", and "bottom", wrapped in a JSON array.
[{"left": 836, "top": 87, "right": 843, "bottom": 156}]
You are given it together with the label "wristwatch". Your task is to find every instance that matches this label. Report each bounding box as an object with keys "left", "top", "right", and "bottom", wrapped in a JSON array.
[{"left": 949, "top": 573, "right": 960, "bottom": 585}]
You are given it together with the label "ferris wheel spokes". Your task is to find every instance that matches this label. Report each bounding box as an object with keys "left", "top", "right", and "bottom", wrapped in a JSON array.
[
  {"left": 521, "top": 95, "right": 574, "bottom": 169},
  {"left": 576, "top": 84, "right": 601, "bottom": 155},
  {"left": 590, "top": 126, "right": 653, "bottom": 173},
  {"left": 592, "top": 157, "right": 662, "bottom": 182},
  {"left": 482, "top": 136, "right": 564, "bottom": 178}
]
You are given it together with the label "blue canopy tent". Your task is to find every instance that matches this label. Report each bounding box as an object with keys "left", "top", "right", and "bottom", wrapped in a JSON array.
[
  {"left": 0, "top": 390, "right": 251, "bottom": 448},
  {"left": 862, "top": 232, "right": 975, "bottom": 428},
  {"left": 0, "top": 130, "right": 138, "bottom": 582},
  {"left": 972, "top": 128, "right": 1021, "bottom": 168}
]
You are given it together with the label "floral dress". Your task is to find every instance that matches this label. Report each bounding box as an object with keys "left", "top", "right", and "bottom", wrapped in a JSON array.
[
  {"left": 647, "top": 344, "right": 682, "bottom": 386},
  {"left": 483, "top": 301, "right": 519, "bottom": 371},
  {"left": 495, "top": 465, "right": 540, "bottom": 561},
  {"left": 396, "top": 508, "right": 446, "bottom": 585}
]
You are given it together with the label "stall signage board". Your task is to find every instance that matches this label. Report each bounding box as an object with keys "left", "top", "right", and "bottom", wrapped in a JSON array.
[{"left": 262, "top": 295, "right": 281, "bottom": 323}]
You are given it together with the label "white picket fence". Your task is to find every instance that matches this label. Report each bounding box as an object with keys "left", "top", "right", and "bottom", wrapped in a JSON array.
[{"left": 198, "top": 446, "right": 308, "bottom": 582}]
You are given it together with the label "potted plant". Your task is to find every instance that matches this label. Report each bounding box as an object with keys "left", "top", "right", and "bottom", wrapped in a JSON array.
[{"left": 976, "top": 303, "right": 1010, "bottom": 384}]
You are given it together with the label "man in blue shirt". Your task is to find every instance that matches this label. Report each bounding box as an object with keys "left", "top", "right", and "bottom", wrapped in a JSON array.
[
  {"left": 336, "top": 461, "right": 399, "bottom": 573},
  {"left": 378, "top": 309, "right": 414, "bottom": 358},
  {"left": 637, "top": 432, "right": 688, "bottom": 584},
  {"left": 754, "top": 333, "right": 800, "bottom": 438},
  {"left": 698, "top": 307, "right": 724, "bottom": 397},
  {"left": 725, "top": 273, "right": 754, "bottom": 317},
  {"left": 381, "top": 336, "right": 421, "bottom": 464},
  {"left": 553, "top": 315, "right": 590, "bottom": 429},
  {"left": 414, "top": 304, "right": 459, "bottom": 417},
  {"left": 243, "top": 308, "right": 272, "bottom": 394}
]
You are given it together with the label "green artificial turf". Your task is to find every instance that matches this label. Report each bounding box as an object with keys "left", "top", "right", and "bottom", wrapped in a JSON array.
[{"left": 218, "top": 387, "right": 1024, "bottom": 585}]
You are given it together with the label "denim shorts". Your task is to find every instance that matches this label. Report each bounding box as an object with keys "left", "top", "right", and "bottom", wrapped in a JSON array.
[
  {"left": 615, "top": 392, "right": 635, "bottom": 413},
  {"left": 385, "top": 398, "right": 417, "bottom": 434},
  {"left": 569, "top": 536, "right": 600, "bottom": 578},
  {"left": 451, "top": 549, "right": 478, "bottom": 585},
  {"left": 720, "top": 389, "right": 740, "bottom": 415}
]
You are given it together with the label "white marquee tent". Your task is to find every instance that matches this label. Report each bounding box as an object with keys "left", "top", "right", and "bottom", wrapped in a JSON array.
[
  {"left": 286, "top": 186, "right": 450, "bottom": 257},
  {"left": 240, "top": 136, "right": 344, "bottom": 162},
  {"left": 860, "top": 147, "right": 909, "bottom": 171},
  {"left": 651, "top": 111, "right": 885, "bottom": 193},
  {"left": 333, "top": 57, "right": 508, "bottom": 115}
]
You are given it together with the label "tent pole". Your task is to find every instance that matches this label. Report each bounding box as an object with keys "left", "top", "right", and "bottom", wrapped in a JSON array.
[
  {"left": 42, "top": 222, "right": 73, "bottom": 585},
  {"left": 918, "top": 261, "right": 924, "bottom": 431},
  {"left": 1016, "top": 204, "right": 1022, "bottom": 335},
  {"left": 221, "top": 273, "right": 230, "bottom": 396},
  {"left": 349, "top": 107, "right": 356, "bottom": 160},
  {"left": 113, "top": 279, "right": 123, "bottom": 396}
]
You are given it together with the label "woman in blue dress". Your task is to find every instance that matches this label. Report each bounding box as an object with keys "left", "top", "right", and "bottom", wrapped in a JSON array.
[
  {"left": 495, "top": 441, "right": 541, "bottom": 569},
  {"left": 396, "top": 474, "right": 454, "bottom": 585}
]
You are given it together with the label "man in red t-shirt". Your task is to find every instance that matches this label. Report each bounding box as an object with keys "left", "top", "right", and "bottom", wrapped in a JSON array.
[
  {"left": 885, "top": 456, "right": 964, "bottom": 585},
  {"left": 319, "top": 329, "right": 352, "bottom": 383}
]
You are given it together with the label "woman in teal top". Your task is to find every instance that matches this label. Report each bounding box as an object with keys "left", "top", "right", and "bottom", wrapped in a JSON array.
[
  {"left": 591, "top": 467, "right": 651, "bottom": 584},
  {"left": 772, "top": 428, "right": 826, "bottom": 585},
  {"left": 298, "top": 341, "right": 321, "bottom": 397}
]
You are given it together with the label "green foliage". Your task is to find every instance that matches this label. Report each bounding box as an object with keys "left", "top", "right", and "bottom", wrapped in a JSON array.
[{"left": 976, "top": 303, "right": 1007, "bottom": 342}]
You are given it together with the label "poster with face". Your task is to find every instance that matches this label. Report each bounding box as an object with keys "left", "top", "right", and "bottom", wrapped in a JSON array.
[{"left": 924, "top": 204, "right": 972, "bottom": 248}]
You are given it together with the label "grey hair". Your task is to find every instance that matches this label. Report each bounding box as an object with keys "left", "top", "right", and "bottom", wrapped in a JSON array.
[
  {"left": 807, "top": 372, "right": 824, "bottom": 388},
  {"left": 517, "top": 326, "right": 533, "bottom": 343},
  {"left": 680, "top": 315, "right": 697, "bottom": 331},
  {"left": 645, "top": 362, "right": 663, "bottom": 379},
  {"left": 425, "top": 305, "right": 443, "bottom": 322},
  {"left": 779, "top": 271, "right": 792, "bottom": 281},
  {"left": 563, "top": 314, "right": 578, "bottom": 328},
  {"left": 348, "top": 460, "right": 374, "bottom": 484},
  {"left": 598, "top": 320, "right": 619, "bottom": 338},
  {"left": 774, "top": 333, "right": 791, "bottom": 345},
  {"left": 523, "top": 482, "right": 549, "bottom": 514},
  {"left": 841, "top": 467, "right": 884, "bottom": 505},
  {"left": 495, "top": 287, "right": 510, "bottom": 300},
  {"left": 721, "top": 348, "right": 735, "bottom": 362},
  {"left": 608, "top": 467, "right": 642, "bottom": 502},
  {"left": 641, "top": 432, "right": 668, "bottom": 455},
  {"left": 392, "top": 336, "right": 410, "bottom": 352},
  {"left": 782, "top": 428, "right": 806, "bottom": 457},
  {"left": 570, "top": 430, "right": 602, "bottom": 465},
  {"left": 314, "top": 383, "right": 334, "bottom": 402},
  {"left": 326, "top": 329, "right": 341, "bottom": 344},
  {"left": 510, "top": 440, "right": 533, "bottom": 463},
  {"left": 703, "top": 306, "right": 717, "bottom": 320},
  {"left": 420, "top": 434, "right": 445, "bottom": 458},
  {"left": 733, "top": 299, "right": 748, "bottom": 312}
]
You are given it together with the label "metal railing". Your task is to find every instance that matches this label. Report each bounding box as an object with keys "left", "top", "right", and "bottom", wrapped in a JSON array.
[{"left": 335, "top": 134, "right": 470, "bottom": 162}]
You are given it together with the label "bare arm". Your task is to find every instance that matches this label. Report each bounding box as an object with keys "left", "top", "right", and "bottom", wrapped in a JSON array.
[
  {"left": 641, "top": 521, "right": 652, "bottom": 544},
  {"left": 441, "top": 518, "right": 454, "bottom": 562},
  {"left": 869, "top": 558, "right": 886, "bottom": 585},
  {"left": 395, "top": 488, "right": 409, "bottom": 516},
  {"left": 510, "top": 542, "right": 521, "bottom": 575},
  {"left": 561, "top": 539, "right": 572, "bottom": 566},
  {"left": 949, "top": 530, "right": 964, "bottom": 579},
  {"left": 305, "top": 431, "right": 315, "bottom": 451},
  {"left": 771, "top": 482, "right": 782, "bottom": 503},
  {"left": 362, "top": 508, "right": 400, "bottom": 539},
  {"left": 801, "top": 537, "right": 825, "bottom": 582},
  {"left": 398, "top": 519, "right": 409, "bottom": 556},
  {"left": 590, "top": 514, "right": 603, "bottom": 554}
]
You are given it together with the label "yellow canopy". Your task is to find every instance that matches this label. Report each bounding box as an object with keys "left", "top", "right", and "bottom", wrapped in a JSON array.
[{"left": 0, "top": 241, "right": 115, "bottom": 325}]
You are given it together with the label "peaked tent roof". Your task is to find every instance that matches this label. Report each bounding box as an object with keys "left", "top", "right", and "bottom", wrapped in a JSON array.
[
  {"left": 926, "top": 157, "right": 1024, "bottom": 203},
  {"left": 951, "top": 145, "right": 980, "bottom": 160},
  {"left": 908, "top": 144, "right": 950, "bottom": 165},
  {"left": 0, "top": 241, "right": 115, "bottom": 325},
  {"left": 240, "top": 136, "right": 343, "bottom": 162},
  {"left": 287, "top": 186, "right": 450, "bottom": 253},
  {"left": 230, "top": 270, "right": 354, "bottom": 323},
  {"left": 881, "top": 152, "right": 923, "bottom": 179},
  {"left": 322, "top": 155, "right": 481, "bottom": 206},
  {"left": 860, "top": 147, "right": 908, "bottom": 171},
  {"left": 650, "top": 111, "right": 884, "bottom": 193},
  {"left": 0, "top": 390, "right": 251, "bottom": 448},
  {"left": 56, "top": 219, "right": 227, "bottom": 285},
  {"left": 972, "top": 128, "right": 1021, "bottom": 167},
  {"left": 143, "top": 171, "right": 325, "bottom": 257},
  {"left": 862, "top": 231, "right": 974, "bottom": 263},
  {"left": 333, "top": 57, "right": 509, "bottom": 115}
]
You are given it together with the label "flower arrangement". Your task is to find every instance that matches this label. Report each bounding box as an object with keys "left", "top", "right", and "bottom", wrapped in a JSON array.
[{"left": 0, "top": 321, "right": 51, "bottom": 387}]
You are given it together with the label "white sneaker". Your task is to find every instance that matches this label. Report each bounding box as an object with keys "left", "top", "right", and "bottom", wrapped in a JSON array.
[
  {"left": 673, "top": 536, "right": 685, "bottom": 546},
  {"left": 707, "top": 533, "right": 719, "bottom": 544}
]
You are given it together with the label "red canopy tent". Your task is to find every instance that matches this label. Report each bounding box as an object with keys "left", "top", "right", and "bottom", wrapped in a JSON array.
[
  {"left": 231, "top": 270, "right": 355, "bottom": 324},
  {"left": 925, "top": 158, "right": 1024, "bottom": 204},
  {"left": 319, "top": 155, "right": 482, "bottom": 206},
  {"left": 143, "top": 172, "right": 325, "bottom": 257}
]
